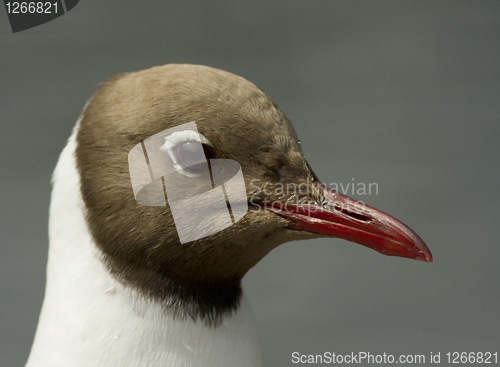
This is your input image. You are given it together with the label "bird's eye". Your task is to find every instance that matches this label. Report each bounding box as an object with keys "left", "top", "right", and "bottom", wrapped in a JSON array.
[
  {"left": 161, "top": 129, "right": 215, "bottom": 177},
  {"left": 175, "top": 141, "right": 215, "bottom": 172}
]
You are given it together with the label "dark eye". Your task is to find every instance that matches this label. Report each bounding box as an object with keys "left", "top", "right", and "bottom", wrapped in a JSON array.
[
  {"left": 175, "top": 141, "right": 215, "bottom": 172},
  {"left": 202, "top": 144, "right": 216, "bottom": 162}
]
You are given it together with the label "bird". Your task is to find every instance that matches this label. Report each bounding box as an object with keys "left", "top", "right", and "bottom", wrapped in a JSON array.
[{"left": 25, "top": 64, "right": 432, "bottom": 367}]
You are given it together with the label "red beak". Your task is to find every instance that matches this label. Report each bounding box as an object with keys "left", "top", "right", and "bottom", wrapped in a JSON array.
[{"left": 266, "top": 184, "right": 432, "bottom": 262}]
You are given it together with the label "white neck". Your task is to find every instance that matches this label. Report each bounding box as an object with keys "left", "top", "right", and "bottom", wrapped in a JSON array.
[{"left": 25, "top": 125, "right": 262, "bottom": 367}]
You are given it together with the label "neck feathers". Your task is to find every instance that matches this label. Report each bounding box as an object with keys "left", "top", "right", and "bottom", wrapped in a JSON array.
[{"left": 26, "top": 125, "right": 262, "bottom": 367}]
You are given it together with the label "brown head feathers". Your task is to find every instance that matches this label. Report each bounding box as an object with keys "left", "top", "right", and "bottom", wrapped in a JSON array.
[{"left": 76, "top": 64, "right": 320, "bottom": 325}]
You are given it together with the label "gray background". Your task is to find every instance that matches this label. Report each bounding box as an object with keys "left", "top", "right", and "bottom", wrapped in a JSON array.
[{"left": 1, "top": 1, "right": 499, "bottom": 366}]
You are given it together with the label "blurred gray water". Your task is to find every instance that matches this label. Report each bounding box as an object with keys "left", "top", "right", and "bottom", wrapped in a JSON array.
[{"left": 1, "top": 1, "right": 499, "bottom": 366}]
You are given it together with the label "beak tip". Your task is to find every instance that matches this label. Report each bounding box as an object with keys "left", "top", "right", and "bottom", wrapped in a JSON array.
[{"left": 416, "top": 248, "right": 433, "bottom": 263}]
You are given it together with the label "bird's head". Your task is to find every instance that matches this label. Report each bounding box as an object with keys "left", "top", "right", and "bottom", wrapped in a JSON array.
[{"left": 76, "top": 64, "right": 431, "bottom": 322}]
